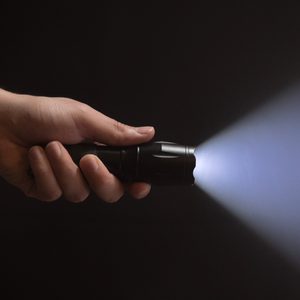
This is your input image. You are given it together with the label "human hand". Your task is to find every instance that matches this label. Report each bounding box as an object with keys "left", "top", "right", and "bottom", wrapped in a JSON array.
[{"left": 0, "top": 89, "right": 155, "bottom": 203}]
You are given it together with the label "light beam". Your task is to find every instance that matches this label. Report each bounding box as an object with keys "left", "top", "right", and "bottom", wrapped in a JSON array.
[{"left": 194, "top": 85, "right": 300, "bottom": 266}]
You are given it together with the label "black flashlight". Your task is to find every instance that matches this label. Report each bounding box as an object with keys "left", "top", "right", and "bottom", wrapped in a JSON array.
[{"left": 65, "top": 141, "right": 196, "bottom": 185}]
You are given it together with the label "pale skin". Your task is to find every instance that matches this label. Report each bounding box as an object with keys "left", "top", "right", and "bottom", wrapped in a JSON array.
[{"left": 0, "top": 89, "right": 155, "bottom": 203}]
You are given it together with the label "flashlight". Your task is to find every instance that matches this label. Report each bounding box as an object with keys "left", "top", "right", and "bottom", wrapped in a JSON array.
[{"left": 65, "top": 141, "right": 196, "bottom": 185}]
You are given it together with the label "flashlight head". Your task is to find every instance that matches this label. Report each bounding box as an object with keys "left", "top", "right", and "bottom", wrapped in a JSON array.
[{"left": 134, "top": 142, "right": 196, "bottom": 185}]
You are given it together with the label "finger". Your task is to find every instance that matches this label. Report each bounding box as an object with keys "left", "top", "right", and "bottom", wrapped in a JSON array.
[
  {"left": 28, "top": 146, "right": 62, "bottom": 202},
  {"left": 45, "top": 141, "right": 90, "bottom": 203},
  {"left": 79, "top": 154, "right": 124, "bottom": 203},
  {"left": 76, "top": 105, "right": 155, "bottom": 145},
  {"left": 127, "top": 182, "right": 151, "bottom": 199}
]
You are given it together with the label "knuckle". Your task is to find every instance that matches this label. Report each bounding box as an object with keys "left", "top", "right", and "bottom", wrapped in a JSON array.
[
  {"left": 112, "top": 121, "right": 129, "bottom": 144},
  {"left": 22, "top": 182, "right": 36, "bottom": 199},
  {"left": 66, "top": 190, "right": 90, "bottom": 203},
  {"left": 24, "top": 189, "right": 35, "bottom": 199},
  {"left": 93, "top": 174, "right": 124, "bottom": 203},
  {"left": 41, "top": 190, "right": 62, "bottom": 202},
  {"left": 73, "top": 101, "right": 92, "bottom": 115},
  {"left": 23, "top": 183, "right": 62, "bottom": 202},
  {"left": 102, "top": 191, "right": 124, "bottom": 203},
  {"left": 98, "top": 172, "right": 114, "bottom": 185},
  {"left": 113, "top": 120, "right": 126, "bottom": 132}
]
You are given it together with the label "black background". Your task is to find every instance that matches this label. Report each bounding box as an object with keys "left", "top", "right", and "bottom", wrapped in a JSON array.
[{"left": 1, "top": 2, "right": 300, "bottom": 299}]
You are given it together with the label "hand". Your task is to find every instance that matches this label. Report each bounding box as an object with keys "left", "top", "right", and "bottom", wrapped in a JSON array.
[{"left": 0, "top": 89, "right": 155, "bottom": 203}]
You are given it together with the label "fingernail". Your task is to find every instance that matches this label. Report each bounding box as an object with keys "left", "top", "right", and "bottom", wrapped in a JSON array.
[
  {"left": 49, "top": 142, "right": 61, "bottom": 157},
  {"left": 136, "top": 184, "right": 151, "bottom": 199},
  {"left": 31, "top": 147, "right": 43, "bottom": 161},
  {"left": 90, "top": 156, "right": 100, "bottom": 172},
  {"left": 135, "top": 126, "right": 154, "bottom": 134}
]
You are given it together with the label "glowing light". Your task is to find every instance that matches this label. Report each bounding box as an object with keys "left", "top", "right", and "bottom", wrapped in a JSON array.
[{"left": 194, "top": 85, "right": 300, "bottom": 266}]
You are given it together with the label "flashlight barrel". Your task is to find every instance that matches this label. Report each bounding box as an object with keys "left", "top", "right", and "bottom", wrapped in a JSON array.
[{"left": 65, "top": 142, "right": 195, "bottom": 185}]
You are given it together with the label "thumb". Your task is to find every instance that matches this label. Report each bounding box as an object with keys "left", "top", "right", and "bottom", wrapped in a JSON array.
[{"left": 76, "top": 105, "right": 155, "bottom": 145}]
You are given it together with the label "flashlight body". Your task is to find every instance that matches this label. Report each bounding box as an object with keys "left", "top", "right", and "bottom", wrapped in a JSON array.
[{"left": 65, "top": 142, "right": 196, "bottom": 185}]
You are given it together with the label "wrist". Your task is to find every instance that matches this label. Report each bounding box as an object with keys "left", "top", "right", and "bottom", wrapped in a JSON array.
[
  {"left": 0, "top": 88, "right": 11, "bottom": 101},
  {"left": 0, "top": 88, "right": 21, "bottom": 107},
  {"left": 0, "top": 89, "right": 25, "bottom": 128},
  {"left": 0, "top": 89, "right": 12, "bottom": 112}
]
